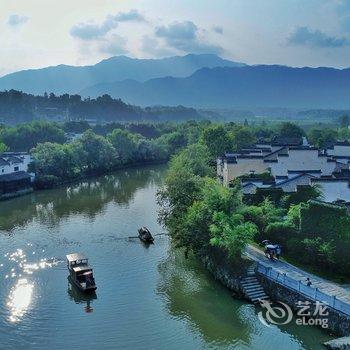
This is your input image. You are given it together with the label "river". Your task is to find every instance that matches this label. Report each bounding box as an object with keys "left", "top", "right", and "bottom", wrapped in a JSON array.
[{"left": 0, "top": 165, "right": 332, "bottom": 349}]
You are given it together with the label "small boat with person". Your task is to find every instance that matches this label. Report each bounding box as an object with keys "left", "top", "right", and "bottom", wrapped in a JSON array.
[
  {"left": 66, "top": 253, "right": 97, "bottom": 293},
  {"left": 138, "top": 227, "right": 154, "bottom": 243}
]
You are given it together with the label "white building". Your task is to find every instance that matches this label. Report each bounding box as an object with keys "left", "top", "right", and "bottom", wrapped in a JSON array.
[
  {"left": 0, "top": 153, "right": 33, "bottom": 175},
  {"left": 218, "top": 139, "right": 350, "bottom": 204}
]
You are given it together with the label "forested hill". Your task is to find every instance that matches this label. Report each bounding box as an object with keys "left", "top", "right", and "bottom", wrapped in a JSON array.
[
  {"left": 0, "top": 54, "right": 243, "bottom": 95},
  {"left": 0, "top": 90, "right": 202, "bottom": 124}
]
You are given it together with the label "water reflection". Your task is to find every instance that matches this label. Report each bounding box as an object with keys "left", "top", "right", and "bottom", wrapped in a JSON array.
[
  {"left": 157, "top": 250, "right": 332, "bottom": 350},
  {"left": 67, "top": 277, "right": 97, "bottom": 313},
  {"left": 0, "top": 165, "right": 165, "bottom": 232},
  {"left": 157, "top": 250, "right": 253, "bottom": 347},
  {"left": 7, "top": 278, "right": 34, "bottom": 323}
]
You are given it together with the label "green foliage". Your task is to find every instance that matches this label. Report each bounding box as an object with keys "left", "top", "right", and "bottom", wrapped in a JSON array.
[
  {"left": 169, "top": 143, "right": 214, "bottom": 178},
  {"left": 79, "top": 130, "right": 116, "bottom": 172},
  {"left": 0, "top": 142, "right": 8, "bottom": 153},
  {"left": 286, "top": 204, "right": 301, "bottom": 228},
  {"left": 0, "top": 121, "right": 66, "bottom": 151},
  {"left": 210, "top": 211, "right": 257, "bottom": 261},
  {"left": 300, "top": 200, "right": 348, "bottom": 238},
  {"left": 157, "top": 131, "right": 187, "bottom": 155},
  {"left": 200, "top": 124, "right": 233, "bottom": 157},
  {"left": 31, "top": 142, "right": 85, "bottom": 179},
  {"left": 232, "top": 127, "right": 257, "bottom": 150},
  {"left": 265, "top": 221, "right": 298, "bottom": 247},
  {"left": 339, "top": 115, "right": 350, "bottom": 128},
  {"left": 278, "top": 122, "right": 304, "bottom": 138},
  {"left": 108, "top": 129, "right": 139, "bottom": 163},
  {"left": 280, "top": 184, "right": 322, "bottom": 207},
  {"left": 308, "top": 128, "right": 337, "bottom": 148}
]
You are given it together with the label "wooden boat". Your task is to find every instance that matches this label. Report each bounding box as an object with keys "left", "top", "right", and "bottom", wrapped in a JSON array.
[
  {"left": 66, "top": 253, "right": 97, "bottom": 293},
  {"left": 138, "top": 227, "right": 154, "bottom": 243}
]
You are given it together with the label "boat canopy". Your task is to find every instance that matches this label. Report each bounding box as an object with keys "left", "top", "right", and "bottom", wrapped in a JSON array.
[
  {"left": 73, "top": 265, "right": 92, "bottom": 273},
  {"left": 66, "top": 253, "right": 88, "bottom": 263}
]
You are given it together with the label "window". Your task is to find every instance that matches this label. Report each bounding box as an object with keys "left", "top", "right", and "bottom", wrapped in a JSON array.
[{"left": 14, "top": 166, "right": 19, "bottom": 172}]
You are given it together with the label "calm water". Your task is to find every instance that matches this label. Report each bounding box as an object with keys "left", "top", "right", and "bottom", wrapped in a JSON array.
[{"left": 0, "top": 165, "right": 332, "bottom": 350}]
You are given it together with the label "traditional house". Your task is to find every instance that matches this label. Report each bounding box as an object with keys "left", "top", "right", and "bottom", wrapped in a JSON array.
[
  {"left": 218, "top": 138, "right": 350, "bottom": 204},
  {"left": 0, "top": 152, "right": 34, "bottom": 199}
]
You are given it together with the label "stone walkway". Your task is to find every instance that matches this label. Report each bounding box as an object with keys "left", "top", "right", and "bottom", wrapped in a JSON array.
[{"left": 245, "top": 245, "right": 350, "bottom": 304}]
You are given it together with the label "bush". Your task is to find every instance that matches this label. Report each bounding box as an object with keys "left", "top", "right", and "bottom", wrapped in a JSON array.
[
  {"left": 34, "top": 175, "right": 60, "bottom": 189},
  {"left": 265, "top": 221, "right": 298, "bottom": 248}
]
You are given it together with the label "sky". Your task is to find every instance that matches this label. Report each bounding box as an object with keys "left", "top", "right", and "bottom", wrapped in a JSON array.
[{"left": 1, "top": 0, "right": 350, "bottom": 76}]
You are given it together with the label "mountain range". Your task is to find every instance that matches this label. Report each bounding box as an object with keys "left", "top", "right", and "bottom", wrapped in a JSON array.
[
  {"left": 81, "top": 65, "right": 350, "bottom": 109},
  {"left": 0, "top": 54, "right": 243, "bottom": 95},
  {"left": 1, "top": 54, "right": 350, "bottom": 109}
]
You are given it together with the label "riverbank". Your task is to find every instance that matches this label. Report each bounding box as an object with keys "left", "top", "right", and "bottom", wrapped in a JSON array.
[
  {"left": 34, "top": 159, "right": 168, "bottom": 190},
  {"left": 198, "top": 244, "right": 350, "bottom": 339},
  {"left": 0, "top": 159, "right": 169, "bottom": 202}
]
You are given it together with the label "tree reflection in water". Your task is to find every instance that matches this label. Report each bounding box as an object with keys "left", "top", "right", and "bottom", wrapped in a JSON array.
[
  {"left": 0, "top": 165, "right": 165, "bottom": 232},
  {"left": 157, "top": 249, "right": 254, "bottom": 348}
]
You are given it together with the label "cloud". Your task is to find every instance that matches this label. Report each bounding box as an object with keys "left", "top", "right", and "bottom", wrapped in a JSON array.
[
  {"left": 114, "top": 9, "right": 145, "bottom": 22},
  {"left": 70, "top": 16, "right": 118, "bottom": 40},
  {"left": 70, "top": 9, "right": 145, "bottom": 40},
  {"left": 98, "top": 35, "right": 128, "bottom": 55},
  {"left": 141, "top": 35, "right": 177, "bottom": 57},
  {"left": 213, "top": 26, "right": 223, "bottom": 34},
  {"left": 7, "top": 14, "right": 29, "bottom": 27},
  {"left": 155, "top": 21, "right": 223, "bottom": 54},
  {"left": 287, "top": 26, "right": 349, "bottom": 48}
]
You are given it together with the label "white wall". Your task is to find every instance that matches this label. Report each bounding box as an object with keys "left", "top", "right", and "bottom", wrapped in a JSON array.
[
  {"left": 270, "top": 150, "right": 336, "bottom": 176},
  {"left": 0, "top": 154, "right": 32, "bottom": 176},
  {"left": 314, "top": 180, "right": 350, "bottom": 202},
  {"left": 223, "top": 158, "right": 269, "bottom": 185},
  {"left": 329, "top": 145, "right": 350, "bottom": 157}
]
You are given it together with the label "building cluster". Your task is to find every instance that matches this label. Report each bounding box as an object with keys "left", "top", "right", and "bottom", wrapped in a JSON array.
[
  {"left": 0, "top": 152, "right": 34, "bottom": 199},
  {"left": 217, "top": 138, "right": 350, "bottom": 203}
]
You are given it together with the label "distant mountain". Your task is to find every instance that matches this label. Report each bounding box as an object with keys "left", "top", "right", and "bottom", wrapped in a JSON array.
[
  {"left": 80, "top": 65, "right": 350, "bottom": 109},
  {"left": 0, "top": 54, "right": 244, "bottom": 95}
]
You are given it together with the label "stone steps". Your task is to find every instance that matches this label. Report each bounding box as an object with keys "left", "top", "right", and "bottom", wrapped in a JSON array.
[{"left": 241, "top": 267, "right": 269, "bottom": 304}]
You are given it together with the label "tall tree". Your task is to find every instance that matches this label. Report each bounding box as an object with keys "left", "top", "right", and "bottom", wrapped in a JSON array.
[{"left": 200, "top": 125, "right": 233, "bottom": 157}]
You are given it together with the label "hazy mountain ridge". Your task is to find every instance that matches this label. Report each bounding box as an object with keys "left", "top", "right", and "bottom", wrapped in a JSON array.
[
  {"left": 0, "top": 54, "right": 244, "bottom": 95},
  {"left": 80, "top": 64, "right": 350, "bottom": 109}
]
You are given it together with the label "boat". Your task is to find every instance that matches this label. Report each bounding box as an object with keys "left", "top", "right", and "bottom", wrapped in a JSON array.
[
  {"left": 66, "top": 253, "right": 97, "bottom": 293},
  {"left": 138, "top": 227, "right": 154, "bottom": 243}
]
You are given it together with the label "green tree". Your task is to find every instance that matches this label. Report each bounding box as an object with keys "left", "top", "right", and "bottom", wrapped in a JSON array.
[
  {"left": 200, "top": 125, "right": 233, "bottom": 157},
  {"left": 0, "top": 121, "right": 66, "bottom": 151},
  {"left": 78, "top": 130, "right": 115, "bottom": 172},
  {"left": 210, "top": 212, "right": 257, "bottom": 261},
  {"left": 108, "top": 129, "right": 139, "bottom": 163},
  {"left": 0, "top": 142, "right": 8, "bottom": 153},
  {"left": 31, "top": 142, "right": 84, "bottom": 179},
  {"left": 231, "top": 126, "right": 256, "bottom": 150},
  {"left": 339, "top": 115, "right": 350, "bottom": 128},
  {"left": 308, "top": 128, "right": 336, "bottom": 148},
  {"left": 279, "top": 122, "right": 304, "bottom": 138}
]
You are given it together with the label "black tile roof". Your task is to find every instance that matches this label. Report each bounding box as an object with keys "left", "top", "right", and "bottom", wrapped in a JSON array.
[
  {"left": 271, "top": 136, "right": 303, "bottom": 146},
  {"left": 0, "top": 158, "right": 9, "bottom": 167}
]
